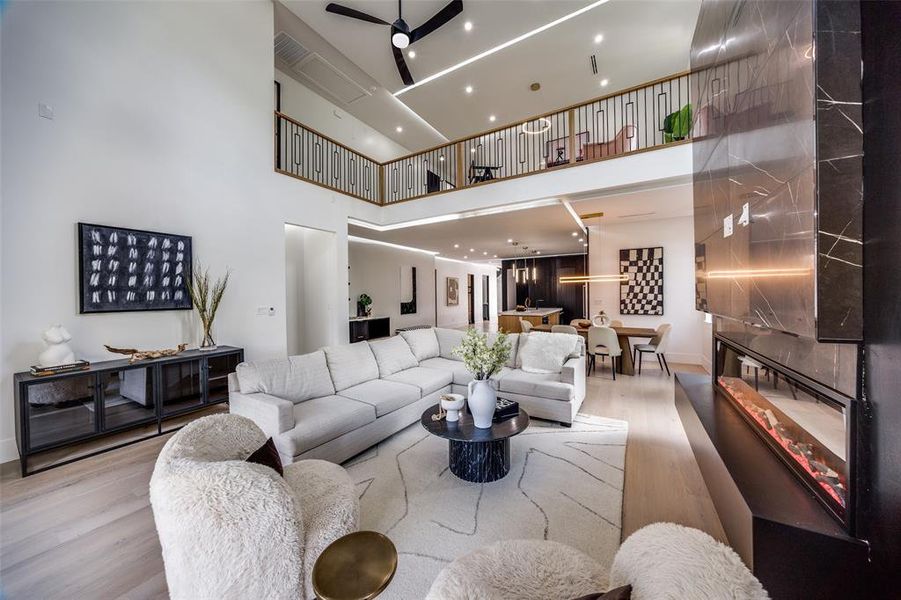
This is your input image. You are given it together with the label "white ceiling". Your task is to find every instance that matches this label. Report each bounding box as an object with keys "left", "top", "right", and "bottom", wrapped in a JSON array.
[
  {"left": 348, "top": 182, "right": 694, "bottom": 261},
  {"left": 280, "top": 0, "right": 700, "bottom": 148}
]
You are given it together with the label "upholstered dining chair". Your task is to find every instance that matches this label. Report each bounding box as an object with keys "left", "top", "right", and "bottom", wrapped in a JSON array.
[
  {"left": 634, "top": 323, "right": 673, "bottom": 376},
  {"left": 551, "top": 324, "right": 579, "bottom": 335},
  {"left": 520, "top": 319, "right": 533, "bottom": 332},
  {"left": 149, "top": 414, "right": 359, "bottom": 600},
  {"left": 587, "top": 326, "right": 622, "bottom": 379}
]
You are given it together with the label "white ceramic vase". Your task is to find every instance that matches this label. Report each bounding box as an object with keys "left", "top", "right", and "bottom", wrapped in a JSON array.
[{"left": 467, "top": 379, "right": 497, "bottom": 429}]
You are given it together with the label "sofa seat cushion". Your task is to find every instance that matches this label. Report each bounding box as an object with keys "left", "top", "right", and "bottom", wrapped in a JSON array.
[
  {"left": 385, "top": 367, "right": 453, "bottom": 396},
  {"left": 276, "top": 396, "right": 376, "bottom": 457},
  {"left": 337, "top": 379, "right": 421, "bottom": 417},
  {"left": 236, "top": 350, "right": 335, "bottom": 403},
  {"left": 323, "top": 342, "right": 380, "bottom": 392},
  {"left": 400, "top": 328, "right": 440, "bottom": 361},
  {"left": 435, "top": 328, "right": 466, "bottom": 361},
  {"left": 369, "top": 335, "right": 419, "bottom": 377},
  {"left": 497, "top": 369, "right": 574, "bottom": 402},
  {"left": 419, "top": 357, "right": 510, "bottom": 386}
]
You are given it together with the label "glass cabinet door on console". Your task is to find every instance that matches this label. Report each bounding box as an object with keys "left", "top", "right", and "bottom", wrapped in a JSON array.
[
  {"left": 99, "top": 366, "right": 156, "bottom": 430},
  {"left": 160, "top": 359, "right": 204, "bottom": 415},
  {"left": 206, "top": 352, "right": 241, "bottom": 405},
  {"left": 25, "top": 374, "right": 97, "bottom": 450}
]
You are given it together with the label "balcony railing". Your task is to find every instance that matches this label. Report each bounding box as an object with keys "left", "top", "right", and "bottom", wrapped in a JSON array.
[{"left": 274, "top": 71, "right": 691, "bottom": 206}]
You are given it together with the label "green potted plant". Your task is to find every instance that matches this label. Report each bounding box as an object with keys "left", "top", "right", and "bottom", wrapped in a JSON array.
[
  {"left": 187, "top": 264, "right": 230, "bottom": 351},
  {"left": 358, "top": 293, "right": 373, "bottom": 317},
  {"left": 453, "top": 329, "right": 512, "bottom": 428}
]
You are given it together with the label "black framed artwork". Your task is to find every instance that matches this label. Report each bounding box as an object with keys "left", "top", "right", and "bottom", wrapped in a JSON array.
[
  {"left": 78, "top": 223, "right": 193, "bottom": 313},
  {"left": 620, "top": 246, "right": 664, "bottom": 315}
]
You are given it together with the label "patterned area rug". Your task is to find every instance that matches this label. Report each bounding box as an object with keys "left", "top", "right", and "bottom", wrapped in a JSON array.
[{"left": 344, "top": 413, "right": 628, "bottom": 599}]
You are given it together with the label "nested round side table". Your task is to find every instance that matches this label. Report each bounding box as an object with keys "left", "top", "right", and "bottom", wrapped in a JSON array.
[{"left": 312, "top": 531, "right": 397, "bottom": 600}]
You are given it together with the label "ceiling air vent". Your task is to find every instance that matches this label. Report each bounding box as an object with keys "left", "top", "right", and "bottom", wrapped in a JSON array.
[
  {"left": 293, "top": 53, "right": 372, "bottom": 105},
  {"left": 274, "top": 31, "right": 310, "bottom": 67}
]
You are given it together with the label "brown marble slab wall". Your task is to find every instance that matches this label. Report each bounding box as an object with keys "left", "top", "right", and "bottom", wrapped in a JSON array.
[{"left": 692, "top": 0, "right": 863, "bottom": 344}]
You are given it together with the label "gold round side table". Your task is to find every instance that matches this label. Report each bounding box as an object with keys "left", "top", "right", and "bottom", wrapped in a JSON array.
[{"left": 312, "top": 531, "right": 398, "bottom": 600}]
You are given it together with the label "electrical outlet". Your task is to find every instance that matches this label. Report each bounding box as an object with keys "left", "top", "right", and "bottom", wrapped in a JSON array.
[
  {"left": 39, "top": 103, "right": 54, "bottom": 120},
  {"left": 723, "top": 214, "right": 734, "bottom": 238}
]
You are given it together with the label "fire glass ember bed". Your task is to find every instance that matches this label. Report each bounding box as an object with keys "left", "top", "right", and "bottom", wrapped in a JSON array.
[{"left": 714, "top": 337, "right": 851, "bottom": 523}]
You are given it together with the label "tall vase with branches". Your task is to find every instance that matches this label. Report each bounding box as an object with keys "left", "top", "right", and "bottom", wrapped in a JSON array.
[{"left": 187, "top": 264, "right": 230, "bottom": 351}]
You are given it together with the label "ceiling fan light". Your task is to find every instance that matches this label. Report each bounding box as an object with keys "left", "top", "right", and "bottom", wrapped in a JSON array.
[{"left": 392, "top": 31, "right": 410, "bottom": 48}]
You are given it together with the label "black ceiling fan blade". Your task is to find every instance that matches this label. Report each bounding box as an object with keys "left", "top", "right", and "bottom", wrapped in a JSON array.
[
  {"left": 392, "top": 43, "right": 415, "bottom": 86},
  {"left": 410, "top": 0, "right": 463, "bottom": 43},
  {"left": 325, "top": 3, "right": 390, "bottom": 26}
]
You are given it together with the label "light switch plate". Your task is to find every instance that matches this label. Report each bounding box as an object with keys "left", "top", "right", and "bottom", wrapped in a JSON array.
[
  {"left": 257, "top": 306, "right": 276, "bottom": 316},
  {"left": 738, "top": 202, "right": 750, "bottom": 227},
  {"left": 39, "top": 103, "right": 54, "bottom": 120},
  {"left": 724, "top": 214, "right": 734, "bottom": 237}
]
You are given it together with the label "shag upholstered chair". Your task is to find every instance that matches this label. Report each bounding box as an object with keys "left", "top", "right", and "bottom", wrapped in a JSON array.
[
  {"left": 633, "top": 323, "right": 673, "bottom": 376},
  {"left": 149, "top": 414, "right": 359, "bottom": 600},
  {"left": 587, "top": 325, "right": 622, "bottom": 379},
  {"left": 426, "top": 523, "right": 768, "bottom": 600}
]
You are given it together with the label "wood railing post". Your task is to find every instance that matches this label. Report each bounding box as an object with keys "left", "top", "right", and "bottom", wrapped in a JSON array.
[
  {"left": 379, "top": 163, "right": 386, "bottom": 205},
  {"left": 568, "top": 108, "right": 576, "bottom": 164},
  {"left": 456, "top": 141, "right": 465, "bottom": 189}
]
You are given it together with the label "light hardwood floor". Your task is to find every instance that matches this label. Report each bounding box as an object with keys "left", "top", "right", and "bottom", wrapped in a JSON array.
[{"left": 0, "top": 362, "right": 724, "bottom": 599}]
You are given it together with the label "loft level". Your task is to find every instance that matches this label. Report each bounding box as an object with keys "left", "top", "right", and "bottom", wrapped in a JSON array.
[{"left": 274, "top": 72, "right": 693, "bottom": 205}]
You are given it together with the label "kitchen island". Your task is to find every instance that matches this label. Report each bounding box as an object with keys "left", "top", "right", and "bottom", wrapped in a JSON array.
[{"left": 498, "top": 308, "right": 563, "bottom": 333}]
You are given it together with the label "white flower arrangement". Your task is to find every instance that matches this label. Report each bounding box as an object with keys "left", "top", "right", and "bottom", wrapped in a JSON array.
[{"left": 452, "top": 329, "right": 512, "bottom": 380}]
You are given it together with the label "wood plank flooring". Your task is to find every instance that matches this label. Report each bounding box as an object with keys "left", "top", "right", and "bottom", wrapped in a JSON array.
[{"left": 0, "top": 363, "right": 724, "bottom": 599}]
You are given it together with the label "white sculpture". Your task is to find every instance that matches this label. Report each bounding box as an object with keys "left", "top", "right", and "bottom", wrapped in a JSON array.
[{"left": 38, "top": 325, "right": 76, "bottom": 367}]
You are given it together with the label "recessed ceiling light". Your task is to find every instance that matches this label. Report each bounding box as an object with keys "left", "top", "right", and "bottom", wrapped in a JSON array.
[
  {"left": 483, "top": 251, "right": 488, "bottom": 255},
  {"left": 493, "top": 254, "right": 498, "bottom": 258},
  {"left": 464, "top": 255, "right": 469, "bottom": 259},
  {"left": 507, "top": 238, "right": 513, "bottom": 243},
  {"left": 594, "top": 33, "right": 604, "bottom": 44},
  {"left": 579, "top": 237, "right": 584, "bottom": 242},
  {"left": 464, "top": 21, "right": 473, "bottom": 31},
  {"left": 469, "top": 248, "right": 475, "bottom": 252},
  {"left": 454, "top": 243, "right": 459, "bottom": 248},
  {"left": 396, "top": 126, "right": 403, "bottom": 132},
  {"left": 489, "top": 115, "right": 496, "bottom": 122},
  {"left": 571, "top": 232, "right": 578, "bottom": 237},
  {"left": 600, "top": 79, "right": 609, "bottom": 87},
  {"left": 408, "top": 50, "right": 416, "bottom": 58},
  {"left": 583, "top": 243, "right": 589, "bottom": 247},
  {"left": 465, "top": 85, "right": 473, "bottom": 94},
  {"left": 536, "top": 251, "right": 541, "bottom": 254}
]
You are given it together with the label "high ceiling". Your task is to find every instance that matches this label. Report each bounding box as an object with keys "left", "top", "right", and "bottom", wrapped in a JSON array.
[
  {"left": 280, "top": 0, "right": 700, "bottom": 149},
  {"left": 348, "top": 183, "right": 694, "bottom": 262}
]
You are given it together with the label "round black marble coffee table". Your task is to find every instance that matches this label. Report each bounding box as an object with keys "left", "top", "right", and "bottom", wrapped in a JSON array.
[{"left": 420, "top": 404, "right": 530, "bottom": 483}]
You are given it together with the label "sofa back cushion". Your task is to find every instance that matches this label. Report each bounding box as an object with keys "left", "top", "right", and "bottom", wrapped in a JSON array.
[
  {"left": 369, "top": 335, "right": 419, "bottom": 377},
  {"left": 236, "top": 351, "right": 335, "bottom": 403},
  {"left": 399, "top": 328, "right": 440, "bottom": 361},
  {"left": 516, "top": 332, "right": 582, "bottom": 374},
  {"left": 435, "top": 328, "right": 466, "bottom": 361},
  {"left": 323, "top": 342, "right": 380, "bottom": 391}
]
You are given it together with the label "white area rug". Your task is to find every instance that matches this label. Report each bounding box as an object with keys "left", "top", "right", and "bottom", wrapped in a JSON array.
[{"left": 344, "top": 414, "right": 628, "bottom": 599}]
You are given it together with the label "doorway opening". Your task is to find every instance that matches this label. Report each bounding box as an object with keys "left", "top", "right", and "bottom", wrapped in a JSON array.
[
  {"left": 467, "top": 273, "right": 475, "bottom": 325},
  {"left": 482, "top": 274, "right": 490, "bottom": 321},
  {"left": 285, "top": 223, "right": 338, "bottom": 355}
]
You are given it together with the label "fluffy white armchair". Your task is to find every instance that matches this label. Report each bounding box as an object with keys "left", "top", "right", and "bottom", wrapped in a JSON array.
[{"left": 149, "top": 414, "right": 359, "bottom": 600}]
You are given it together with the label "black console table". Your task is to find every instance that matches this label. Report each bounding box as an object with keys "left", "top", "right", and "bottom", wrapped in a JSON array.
[
  {"left": 349, "top": 316, "right": 390, "bottom": 343},
  {"left": 14, "top": 346, "right": 243, "bottom": 476}
]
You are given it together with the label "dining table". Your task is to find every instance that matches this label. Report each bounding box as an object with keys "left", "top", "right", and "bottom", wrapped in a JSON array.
[{"left": 531, "top": 323, "right": 657, "bottom": 376}]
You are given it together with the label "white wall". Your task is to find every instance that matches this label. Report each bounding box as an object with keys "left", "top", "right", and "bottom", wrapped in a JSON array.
[
  {"left": 0, "top": 0, "right": 362, "bottom": 462},
  {"left": 348, "top": 241, "right": 498, "bottom": 332},
  {"left": 285, "top": 224, "right": 339, "bottom": 355},
  {"left": 275, "top": 69, "right": 409, "bottom": 163},
  {"left": 587, "top": 215, "right": 705, "bottom": 366}
]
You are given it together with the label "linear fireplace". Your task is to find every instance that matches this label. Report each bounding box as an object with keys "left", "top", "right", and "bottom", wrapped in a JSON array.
[{"left": 714, "top": 337, "right": 853, "bottom": 526}]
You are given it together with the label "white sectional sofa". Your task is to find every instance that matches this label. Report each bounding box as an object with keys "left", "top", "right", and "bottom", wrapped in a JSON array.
[{"left": 229, "top": 328, "right": 585, "bottom": 465}]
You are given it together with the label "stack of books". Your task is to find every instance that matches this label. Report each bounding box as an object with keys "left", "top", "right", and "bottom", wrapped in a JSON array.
[{"left": 29, "top": 360, "right": 91, "bottom": 377}]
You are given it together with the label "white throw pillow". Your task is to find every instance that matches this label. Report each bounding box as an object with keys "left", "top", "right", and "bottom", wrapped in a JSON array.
[
  {"left": 399, "top": 328, "right": 440, "bottom": 361},
  {"left": 517, "top": 332, "right": 581, "bottom": 374},
  {"left": 369, "top": 335, "right": 419, "bottom": 377}
]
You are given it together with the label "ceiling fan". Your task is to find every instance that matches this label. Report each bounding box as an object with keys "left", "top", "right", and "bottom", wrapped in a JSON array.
[{"left": 325, "top": 0, "right": 464, "bottom": 86}]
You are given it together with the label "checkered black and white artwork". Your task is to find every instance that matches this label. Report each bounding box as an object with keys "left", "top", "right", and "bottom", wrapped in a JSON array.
[{"left": 620, "top": 247, "right": 664, "bottom": 315}]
